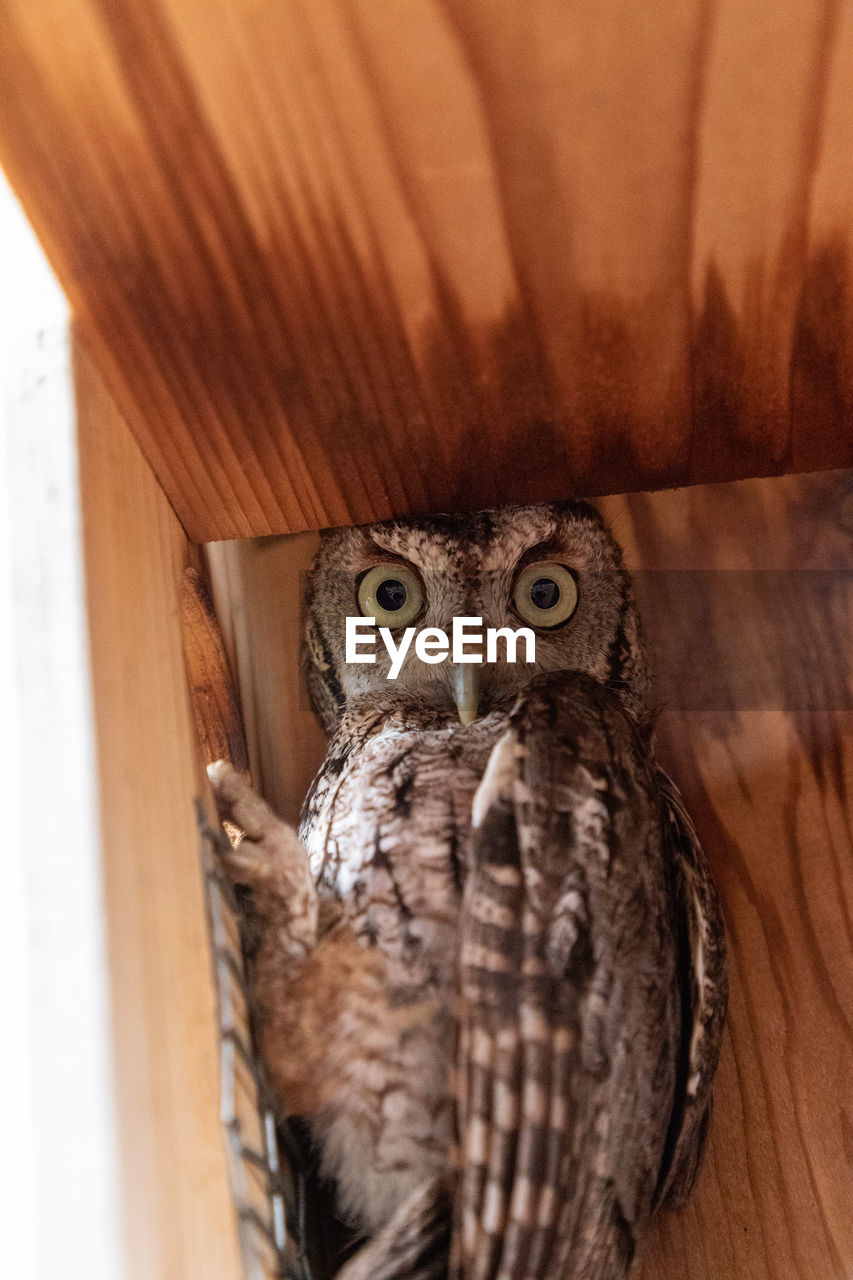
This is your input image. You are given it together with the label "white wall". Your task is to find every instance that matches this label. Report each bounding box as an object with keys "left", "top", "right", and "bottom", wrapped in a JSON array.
[{"left": 0, "top": 172, "right": 123, "bottom": 1280}]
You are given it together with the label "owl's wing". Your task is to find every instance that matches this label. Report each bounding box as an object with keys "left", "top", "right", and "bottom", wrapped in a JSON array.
[
  {"left": 652, "top": 765, "right": 728, "bottom": 1208},
  {"left": 452, "top": 672, "right": 682, "bottom": 1280}
]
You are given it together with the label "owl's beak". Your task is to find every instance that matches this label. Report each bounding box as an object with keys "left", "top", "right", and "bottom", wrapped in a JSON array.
[{"left": 451, "top": 663, "right": 482, "bottom": 726}]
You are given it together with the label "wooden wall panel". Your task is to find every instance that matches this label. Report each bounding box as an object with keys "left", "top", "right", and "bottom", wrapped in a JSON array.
[
  {"left": 206, "top": 531, "right": 325, "bottom": 824},
  {"left": 217, "top": 468, "right": 853, "bottom": 1279},
  {"left": 605, "top": 472, "right": 853, "bottom": 1280},
  {"left": 74, "top": 337, "right": 244, "bottom": 1280},
  {"left": 1, "top": 1, "right": 852, "bottom": 542}
]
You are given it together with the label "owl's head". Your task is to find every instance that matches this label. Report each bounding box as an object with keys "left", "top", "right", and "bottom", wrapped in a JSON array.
[{"left": 303, "top": 502, "right": 649, "bottom": 733}]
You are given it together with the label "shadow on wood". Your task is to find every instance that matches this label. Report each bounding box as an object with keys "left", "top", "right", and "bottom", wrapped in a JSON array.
[{"left": 1, "top": 1, "right": 852, "bottom": 539}]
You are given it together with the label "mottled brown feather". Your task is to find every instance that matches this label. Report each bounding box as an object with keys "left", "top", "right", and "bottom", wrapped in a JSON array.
[{"left": 452, "top": 673, "right": 725, "bottom": 1279}]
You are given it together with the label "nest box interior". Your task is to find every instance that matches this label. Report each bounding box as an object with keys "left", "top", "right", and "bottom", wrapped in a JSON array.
[{"left": 2, "top": 3, "right": 851, "bottom": 1279}]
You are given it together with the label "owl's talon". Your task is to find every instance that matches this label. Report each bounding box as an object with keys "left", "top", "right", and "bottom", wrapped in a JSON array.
[
  {"left": 206, "top": 762, "right": 319, "bottom": 959},
  {"left": 217, "top": 835, "right": 274, "bottom": 884},
  {"left": 208, "top": 759, "right": 276, "bottom": 842}
]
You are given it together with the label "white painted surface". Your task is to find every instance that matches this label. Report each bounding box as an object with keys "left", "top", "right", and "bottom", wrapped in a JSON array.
[{"left": 0, "top": 174, "right": 123, "bottom": 1280}]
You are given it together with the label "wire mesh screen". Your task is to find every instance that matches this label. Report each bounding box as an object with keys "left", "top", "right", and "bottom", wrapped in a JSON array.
[{"left": 197, "top": 805, "right": 311, "bottom": 1280}]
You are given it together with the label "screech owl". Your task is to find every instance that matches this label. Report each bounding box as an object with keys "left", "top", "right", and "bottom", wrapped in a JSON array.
[{"left": 210, "top": 501, "right": 728, "bottom": 1280}]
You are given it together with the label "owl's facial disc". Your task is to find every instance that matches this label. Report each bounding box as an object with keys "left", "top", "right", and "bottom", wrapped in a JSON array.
[
  {"left": 304, "top": 502, "right": 650, "bottom": 731},
  {"left": 354, "top": 560, "right": 527, "bottom": 722},
  {"left": 349, "top": 556, "right": 588, "bottom": 723}
]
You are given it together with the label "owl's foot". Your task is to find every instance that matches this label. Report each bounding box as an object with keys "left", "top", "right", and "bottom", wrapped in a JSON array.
[{"left": 207, "top": 759, "right": 318, "bottom": 959}]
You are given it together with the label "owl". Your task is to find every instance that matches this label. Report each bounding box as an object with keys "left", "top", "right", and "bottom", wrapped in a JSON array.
[{"left": 209, "top": 501, "right": 728, "bottom": 1280}]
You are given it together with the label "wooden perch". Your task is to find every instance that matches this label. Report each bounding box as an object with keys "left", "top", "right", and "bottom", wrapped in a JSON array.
[{"left": 1, "top": 0, "right": 852, "bottom": 541}]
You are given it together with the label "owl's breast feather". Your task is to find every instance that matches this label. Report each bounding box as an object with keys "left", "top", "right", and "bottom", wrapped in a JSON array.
[{"left": 300, "top": 710, "right": 506, "bottom": 1001}]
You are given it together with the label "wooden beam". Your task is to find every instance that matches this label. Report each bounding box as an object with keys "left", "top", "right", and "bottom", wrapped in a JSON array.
[
  {"left": 74, "top": 338, "right": 244, "bottom": 1280},
  {"left": 1, "top": 1, "right": 852, "bottom": 541}
]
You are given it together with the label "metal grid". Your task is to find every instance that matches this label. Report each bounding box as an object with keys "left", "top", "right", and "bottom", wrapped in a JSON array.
[{"left": 197, "top": 806, "right": 311, "bottom": 1280}]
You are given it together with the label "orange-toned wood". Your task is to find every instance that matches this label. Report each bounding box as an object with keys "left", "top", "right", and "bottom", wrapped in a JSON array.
[
  {"left": 216, "top": 468, "right": 853, "bottom": 1280},
  {"left": 206, "top": 532, "right": 325, "bottom": 824},
  {"left": 74, "top": 337, "right": 244, "bottom": 1280},
  {"left": 182, "top": 566, "right": 250, "bottom": 776},
  {"left": 611, "top": 472, "right": 853, "bottom": 1280},
  {"left": 1, "top": 2, "right": 852, "bottom": 542}
]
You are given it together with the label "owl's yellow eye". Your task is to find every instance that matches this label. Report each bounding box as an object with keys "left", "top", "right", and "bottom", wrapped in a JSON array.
[
  {"left": 357, "top": 564, "right": 424, "bottom": 627},
  {"left": 513, "top": 562, "right": 578, "bottom": 628}
]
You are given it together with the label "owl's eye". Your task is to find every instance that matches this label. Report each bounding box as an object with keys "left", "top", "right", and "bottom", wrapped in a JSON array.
[
  {"left": 513, "top": 562, "right": 578, "bottom": 628},
  {"left": 357, "top": 564, "right": 424, "bottom": 627}
]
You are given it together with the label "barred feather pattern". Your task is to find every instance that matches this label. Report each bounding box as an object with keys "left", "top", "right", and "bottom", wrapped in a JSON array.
[{"left": 452, "top": 673, "right": 686, "bottom": 1280}]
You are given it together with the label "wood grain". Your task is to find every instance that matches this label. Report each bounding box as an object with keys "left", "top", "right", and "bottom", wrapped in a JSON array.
[
  {"left": 218, "top": 470, "right": 853, "bottom": 1279},
  {"left": 1, "top": 1, "right": 852, "bottom": 541},
  {"left": 181, "top": 566, "right": 251, "bottom": 776},
  {"left": 206, "top": 532, "right": 325, "bottom": 825},
  {"left": 74, "top": 336, "right": 244, "bottom": 1280},
  {"left": 602, "top": 472, "right": 853, "bottom": 1280}
]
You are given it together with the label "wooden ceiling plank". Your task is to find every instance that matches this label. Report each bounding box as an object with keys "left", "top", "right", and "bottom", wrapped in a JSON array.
[
  {"left": 689, "top": 0, "right": 841, "bottom": 481},
  {"left": 791, "top": 0, "right": 853, "bottom": 474},
  {"left": 0, "top": 1, "right": 851, "bottom": 539},
  {"left": 443, "top": 0, "right": 709, "bottom": 488},
  {"left": 147, "top": 0, "right": 429, "bottom": 524}
]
